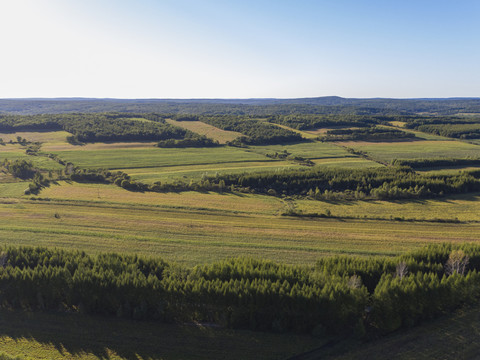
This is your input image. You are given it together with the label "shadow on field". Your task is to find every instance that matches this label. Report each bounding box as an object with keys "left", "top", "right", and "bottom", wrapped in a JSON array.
[{"left": 0, "top": 309, "right": 311, "bottom": 359}]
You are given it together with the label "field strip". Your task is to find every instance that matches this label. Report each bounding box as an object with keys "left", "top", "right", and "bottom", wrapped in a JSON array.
[
  {"left": 108, "top": 158, "right": 281, "bottom": 170},
  {"left": 0, "top": 225, "right": 397, "bottom": 256},
  {"left": 28, "top": 198, "right": 266, "bottom": 215},
  {"left": 165, "top": 119, "right": 242, "bottom": 143}
]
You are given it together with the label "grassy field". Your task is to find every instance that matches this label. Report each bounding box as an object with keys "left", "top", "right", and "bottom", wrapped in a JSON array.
[
  {"left": 311, "top": 157, "right": 383, "bottom": 168},
  {"left": 48, "top": 141, "right": 377, "bottom": 183},
  {"left": 0, "top": 181, "right": 476, "bottom": 266},
  {"left": 0, "top": 309, "right": 323, "bottom": 360},
  {"left": 338, "top": 140, "right": 480, "bottom": 163},
  {"left": 126, "top": 160, "right": 303, "bottom": 183},
  {"left": 294, "top": 192, "right": 480, "bottom": 222},
  {"left": 1, "top": 144, "right": 64, "bottom": 171},
  {"left": 50, "top": 146, "right": 271, "bottom": 170},
  {"left": 0, "top": 131, "right": 72, "bottom": 144},
  {"left": 0, "top": 182, "right": 29, "bottom": 197},
  {"left": 250, "top": 141, "right": 362, "bottom": 159},
  {"left": 165, "top": 119, "right": 242, "bottom": 143}
]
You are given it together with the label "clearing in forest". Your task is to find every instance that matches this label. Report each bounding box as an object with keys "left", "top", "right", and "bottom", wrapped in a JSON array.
[{"left": 165, "top": 119, "right": 242, "bottom": 143}]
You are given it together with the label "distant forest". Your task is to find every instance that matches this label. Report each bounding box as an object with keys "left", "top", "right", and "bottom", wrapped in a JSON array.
[{"left": 1, "top": 97, "right": 480, "bottom": 116}]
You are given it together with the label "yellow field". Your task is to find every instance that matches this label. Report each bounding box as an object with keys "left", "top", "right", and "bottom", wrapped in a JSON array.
[
  {"left": 304, "top": 127, "right": 363, "bottom": 135},
  {"left": 294, "top": 193, "right": 480, "bottom": 222},
  {"left": 388, "top": 121, "right": 407, "bottom": 127},
  {"left": 0, "top": 181, "right": 470, "bottom": 266},
  {"left": 0, "top": 130, "right": 72, "bottom": 144},
  {"left": 165, "top": 119, "right": 242, "bottom": 143},
  {"left": 39, "top": 181, "right": 282, "bottom": 214}
]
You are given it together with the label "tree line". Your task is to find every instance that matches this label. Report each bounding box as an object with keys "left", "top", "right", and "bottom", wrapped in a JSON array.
[
  {"left": 209, "top": 166, "right": 480, "bottom": 200},
  {"left": 393, "top": 158, "right": 480, "bottom": 169},
  {"left": 1, "top": 243, "right": 480, "bottom": 336},
  {"left": 319, "top": 126, "right": 416, "bottom": 142}
]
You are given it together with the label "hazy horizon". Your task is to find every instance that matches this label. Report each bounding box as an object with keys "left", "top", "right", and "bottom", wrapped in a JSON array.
[{"left": 2, "top": 0, "right": 479, "bottom": 99}]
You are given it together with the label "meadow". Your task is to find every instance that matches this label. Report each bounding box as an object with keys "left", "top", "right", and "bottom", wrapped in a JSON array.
[
  {"left": 1, "top": 144, "right": 64, "bottom": 171},
  {"left": 165, "top": 118, "right": 242, "bottom": 143},
  {"left": 0, "top": 180, "right": 478, "bottom": 267}
]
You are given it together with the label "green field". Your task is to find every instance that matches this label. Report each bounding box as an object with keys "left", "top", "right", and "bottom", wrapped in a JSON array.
[
  {"left": 0, "top": 131, "right": 72, "bottom": 145},
  {"left": 0, "top": 182, "right": 29, "bottom": 197},
  {"left": 250, "top": 141, "right": 358, "bottom": 159},
  {"left": 165, "top": 119, "right": 242, "bottom": 143},
  {"left": 50, "top": 146, "right": 272, "bottom": 170},
  {"left": 1, "top": 144, "right": 64, "bottom": 171},
  {"left": 126, "top": 160, "right": 303, "bottom": 183},
  {"left": 0, "top": 181, "right": 476, "bottom": 266},
  {"left": 294, "top": 192, "right": 480, "bottom": 222},
  {"left": 338, "top": 140, "right": 480, "bottom": 163},
  {"left": 48, "top": 140, "right": 381, "bottom": 183}
]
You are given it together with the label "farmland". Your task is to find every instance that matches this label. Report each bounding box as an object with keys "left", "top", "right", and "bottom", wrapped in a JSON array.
[
  {"left": 337, "top": 140, "right": 480, "bottom": 163},
  {"left": 0, "top": 181, "right": 479, "bottom": 266},
  {"left": 165, "top": 118, "right": 242, "bottom": 143},
  {"left": 0, "top": 125, "right": 479, "bottom": 265}
]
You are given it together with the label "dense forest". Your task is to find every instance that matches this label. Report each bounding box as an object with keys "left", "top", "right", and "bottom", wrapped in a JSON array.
[
  {"left": 0, "top": 113, "right": 188, "bottom": 143},
  {"left": 0, "top": 243, "right": 479, "bottom": 336},
  {"left": 2, "top": 97, "right": 480, "bottom": 116},
  {"left": 393, "top": 158, "right": 480, "bottom": 169},
  {"left": 267, "top": 114, "right": 382, "bottom": 130},
  {"left": 210, "top": 166, "right": 480, "bottom": 200},
  {"left": 319, "top": 126, "right": 416, "bottom": 142},
  {"left": 404, "top": 116, "right": 480, "bottom": 139}
]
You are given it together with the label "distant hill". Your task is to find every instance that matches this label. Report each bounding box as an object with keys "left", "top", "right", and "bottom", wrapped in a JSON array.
[{"left": 0, "top": 97, "right": 479, "bottom": 115}]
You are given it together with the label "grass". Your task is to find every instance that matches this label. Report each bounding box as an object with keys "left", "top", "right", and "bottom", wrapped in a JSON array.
[
  {"left": 0, "top": 182, "right": 29, "bottom": 197},
  {"left": 0, "top": 181, "right": 475, "bottom": 266},
  {"left": 418, "top": 166, "right": 480, "bottom": 175},
  {"left": 50, "top": 147, "right": 273, "bottom": 170},
  {"left": 0, "top": 131, "right": 72, "bottom": 145},
  {"left": 294, "top": 192, "right": 480, "bottom": 222},
  {"left": 126, "top": 160, "right": 304, "bottom": 183},
  {"left": 337, "top": 140, "right": 480, "bottom": 163},
  {"left": 250, "top": 141, "right": 359, "bottom": 159},
  {"left": 165, "top": 119, "right": 242, "bottom": 143},
  {"left": 311, "top": 157, "right": 383, "bottom": 168},
  {"left": 42, "top": 141, "right": 158, "bottom": 152},
  {"left": 1, "top": 144, "right": 64, "bottom": 171},
  {"left": 0, "top": 309, "right": 323, "bottom": 360}
]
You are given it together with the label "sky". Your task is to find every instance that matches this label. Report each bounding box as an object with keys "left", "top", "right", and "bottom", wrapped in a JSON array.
[{"left": 1, "top": 0, "right": 479, "bottom": 99}]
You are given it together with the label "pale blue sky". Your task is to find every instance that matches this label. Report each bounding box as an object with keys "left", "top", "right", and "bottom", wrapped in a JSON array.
[{"left": 1, "top": 0, "right": 479, "bottom": 98}]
